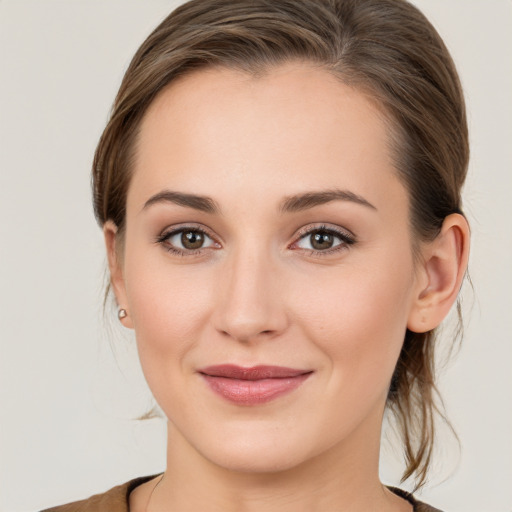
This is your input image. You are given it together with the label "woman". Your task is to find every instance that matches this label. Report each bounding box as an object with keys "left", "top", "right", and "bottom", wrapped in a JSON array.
[{"left": 43, "top": 0, "right": 470, "bottom": 510}]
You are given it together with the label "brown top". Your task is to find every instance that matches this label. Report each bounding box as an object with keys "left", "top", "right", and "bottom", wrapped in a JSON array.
[{"left": 41, "top": 476, "right": 442, "bottom": 512}]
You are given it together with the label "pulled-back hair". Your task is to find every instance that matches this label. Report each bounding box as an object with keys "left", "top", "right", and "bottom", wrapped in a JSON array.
[{"left": 92, "top": 0, "right": 468, "bottom": 489}]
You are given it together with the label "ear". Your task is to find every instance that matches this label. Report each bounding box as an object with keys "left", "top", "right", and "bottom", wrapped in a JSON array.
[
  {"left": 407, "top": 213, "right": 470, "bottom": 333},
  {"left": 104, "top": 220, "right": 133, "bottom": 329}
]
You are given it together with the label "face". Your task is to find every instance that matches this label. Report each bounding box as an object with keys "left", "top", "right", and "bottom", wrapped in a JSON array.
[{"left": 108, "top": 63, "right": 425, "bottom": 473}]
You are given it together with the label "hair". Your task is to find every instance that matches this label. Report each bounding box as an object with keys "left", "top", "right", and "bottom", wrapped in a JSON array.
[{"left": 92, "top": 0, "right": 469, "bottom": 490}]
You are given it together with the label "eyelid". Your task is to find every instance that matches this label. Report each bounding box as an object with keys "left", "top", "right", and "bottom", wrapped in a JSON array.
[
  {"left": 155, "top": 222, "right": 356, "bottom": 258},
  {"left": 289, "top": 223, "right": 357, "bottom": 256},
  {"left": 156, "top": 223, "right": 221, "bottom": 256},
  {"left": 294, "top": 223, "right": 356, "bottom": 242},
  {"left": 158, "top": 223, "right": 214, "bottom": 240}
]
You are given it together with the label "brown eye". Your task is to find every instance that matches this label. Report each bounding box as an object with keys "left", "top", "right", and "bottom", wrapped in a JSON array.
[
  {"left": 181, "top": 230, "right": 205, "bottom": 249},
  {"left": 159, "top": 227, "right": 217, "bottom": 254},
  {"left": 310, "top": 231, "right": 335, "bottom": 250},
  {"left": 293, "top": 226, "right": 355, "bottom": 255}
]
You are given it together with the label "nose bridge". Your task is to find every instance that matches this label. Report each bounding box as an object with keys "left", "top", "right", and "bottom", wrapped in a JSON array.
[{"left": 213, "top": 239, "right": 287, "bottom": 342}]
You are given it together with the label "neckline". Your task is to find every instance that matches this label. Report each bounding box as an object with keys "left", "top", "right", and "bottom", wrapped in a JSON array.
[
  {"left": 387, "top": 486, "right": 417, "bottom": 510},
  {"left": 126, "top": 476, "right": 428, "bottom": 512}
]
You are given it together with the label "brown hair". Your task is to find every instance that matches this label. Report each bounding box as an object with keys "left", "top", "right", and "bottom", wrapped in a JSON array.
[{"left": 92, "top": 0, "right": 468, "bottom": 490}]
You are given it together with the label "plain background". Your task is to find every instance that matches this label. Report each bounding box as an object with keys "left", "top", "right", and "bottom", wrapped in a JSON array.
[{"left": 0, "top": 1, "right": 511, "bottom": 511}]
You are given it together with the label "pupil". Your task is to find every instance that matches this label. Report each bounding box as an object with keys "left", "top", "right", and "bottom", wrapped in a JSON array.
[
  {"left": 182, "top": 231, "right": 204, "bottom": 249},
  {"left": 311, "top": 231, "right": 333, "bottom": 250}
]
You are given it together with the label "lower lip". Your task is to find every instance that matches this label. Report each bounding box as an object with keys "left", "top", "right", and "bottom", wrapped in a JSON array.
[{"left": 201, "top": 373, "right": 312, "bottom": 405}]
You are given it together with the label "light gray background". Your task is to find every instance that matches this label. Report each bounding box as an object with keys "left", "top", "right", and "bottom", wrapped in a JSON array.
[{"left": 1, "top": 1, "right": 511, "bottom": 511}]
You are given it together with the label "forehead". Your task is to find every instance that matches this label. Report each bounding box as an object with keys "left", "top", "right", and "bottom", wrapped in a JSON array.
[{"left": 130, "top": 63, "right": 406, "bottom": 216}]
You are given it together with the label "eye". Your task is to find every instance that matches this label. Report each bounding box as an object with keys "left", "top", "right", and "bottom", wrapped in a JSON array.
[
  {"left": 157, "top": 226, "right": 219, "bottom": 255},
  {"left": 292, "top": 225, "right": 355, "bottom": 255}
]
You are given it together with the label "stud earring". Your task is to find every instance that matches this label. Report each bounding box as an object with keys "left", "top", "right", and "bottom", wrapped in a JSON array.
[{"left": 118, "top": 308, "right": 127, "bottom": 320}]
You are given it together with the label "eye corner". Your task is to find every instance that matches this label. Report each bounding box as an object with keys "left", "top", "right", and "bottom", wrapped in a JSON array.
[
  {"left": 290, "top": 224, "right": 357, "bottom": 257},
  {"left": 155, "top": 224, "right": 221, "bottom": 258}
]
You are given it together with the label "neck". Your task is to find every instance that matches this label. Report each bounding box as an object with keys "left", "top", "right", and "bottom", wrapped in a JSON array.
[{"left": 142, "top": 413, "right": 410, "bottom": 512}]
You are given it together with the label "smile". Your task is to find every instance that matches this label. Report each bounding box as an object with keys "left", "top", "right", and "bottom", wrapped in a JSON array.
[{"left": 198, "top": 365, "right": 313, "bottom": 405}]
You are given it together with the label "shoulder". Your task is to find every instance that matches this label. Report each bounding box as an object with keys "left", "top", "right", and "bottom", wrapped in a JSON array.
[
  {"left": 40, "top": 475, "right": 158, "bottom": 512},
  {"left": 388, "top": 486, "right": 444, "bottom": 512}
]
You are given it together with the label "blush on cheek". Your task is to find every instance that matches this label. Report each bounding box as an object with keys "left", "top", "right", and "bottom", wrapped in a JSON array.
[
  {"left": 294, "top": 267, "right": 411, "bottom": 387},
  {"left": 126, "top": 250, "right": 213, "bottom": 335}
]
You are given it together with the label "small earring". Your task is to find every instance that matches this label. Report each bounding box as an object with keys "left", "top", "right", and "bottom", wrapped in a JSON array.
[{"left": 118, "top": 308, "right": 127, "bottom": 320}]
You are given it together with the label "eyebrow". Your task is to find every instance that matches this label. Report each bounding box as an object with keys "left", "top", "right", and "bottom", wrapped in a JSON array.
[
  {"left": 143, "top": 190, "right": 220, "bottom": 214},
  {"left": 279, "top": 189, "right": 377, "bottom": 213},
  {"left": 142, "top": 188, "right": 376, "bottom": 215}
]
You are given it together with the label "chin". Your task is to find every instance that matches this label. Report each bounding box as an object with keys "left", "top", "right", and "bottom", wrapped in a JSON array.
[
  {"left": 186, "top": 419, "right": 326, "bottom": 475},
  {"left": 204, "top": 442, "right": 308, "bottom": 474}
]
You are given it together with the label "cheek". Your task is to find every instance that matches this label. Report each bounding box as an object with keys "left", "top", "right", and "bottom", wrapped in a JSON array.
[
  {"left": 122, "top": 247, "right": 214, "bottom": 381},
  {"left": 291, "top": 256, "right": 415, "bottom": 397}
]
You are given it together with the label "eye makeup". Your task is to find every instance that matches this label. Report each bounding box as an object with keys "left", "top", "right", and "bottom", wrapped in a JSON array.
[
  {"left": 290, "top": 224, "right": 356, "bottom": 258},
  {"left": 155, "top": 222, "right": 356, "bottom": 259}
]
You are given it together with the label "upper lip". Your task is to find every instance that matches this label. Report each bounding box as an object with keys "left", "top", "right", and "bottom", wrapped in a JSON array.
[{"left": 199, "top": 365, "right": 312, "bottom": 380}]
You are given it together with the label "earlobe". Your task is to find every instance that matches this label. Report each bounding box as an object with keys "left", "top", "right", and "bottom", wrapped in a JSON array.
[
  {"left": 407, "top": 213, "right": 470, "bottom": 333},
  {"left": 103, "top": 221, "right": 133, "bottom": 329}
]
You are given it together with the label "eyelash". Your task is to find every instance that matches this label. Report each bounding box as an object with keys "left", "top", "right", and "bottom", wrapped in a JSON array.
[
  {"left": 155, "top": 225, "right": 217, "bottom": 257},
  {"left": 155, "top": 224, "right": 356, "bottom": 258},
  {"left": 292, "top": 224, "right": 356, "bottom": 257}
]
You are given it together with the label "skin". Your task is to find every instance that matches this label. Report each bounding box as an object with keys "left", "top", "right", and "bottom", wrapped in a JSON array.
[{"left": 105, "top": 63, "right": 469, "bottom": 512}]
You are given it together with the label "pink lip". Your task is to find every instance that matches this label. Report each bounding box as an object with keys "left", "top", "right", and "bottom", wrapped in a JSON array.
[{"left": 198, "top": 365, "right": 313, "bottom": 405}]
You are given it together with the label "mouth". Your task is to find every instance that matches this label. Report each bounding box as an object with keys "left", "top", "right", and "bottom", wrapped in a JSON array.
[{"left": 198, "top": 365, "right": 313, "bottom": 405}]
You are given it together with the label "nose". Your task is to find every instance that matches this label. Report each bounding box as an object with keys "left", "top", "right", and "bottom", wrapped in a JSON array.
[{"left": 212, "top": 244, "right": 289, "bottom": 344}]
